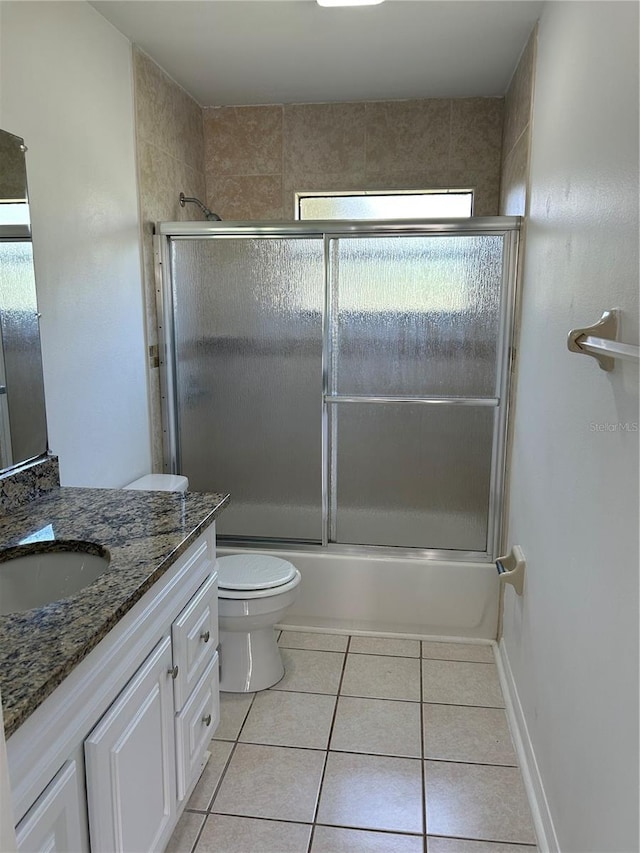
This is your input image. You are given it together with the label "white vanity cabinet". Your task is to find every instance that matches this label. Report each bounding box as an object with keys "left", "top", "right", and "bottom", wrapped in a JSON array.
[
  {"left": 84, "top": 638, "right": 177, "bottom": 853},
  {"left": 8, "top": 523, "right": 220, "bottom": 853},
  {"left": 15, "top": 761, "right": 85, "bottom": 853}
]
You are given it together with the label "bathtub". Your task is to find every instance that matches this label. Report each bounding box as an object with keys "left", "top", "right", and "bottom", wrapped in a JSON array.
[{"left": 216, "top": 545, "right": 499, "bottom": 640}]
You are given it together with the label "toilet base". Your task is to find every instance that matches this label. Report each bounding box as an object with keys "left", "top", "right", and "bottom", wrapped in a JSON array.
[{"left": 219, "top": 626, "right": 285, "bottom": 692}]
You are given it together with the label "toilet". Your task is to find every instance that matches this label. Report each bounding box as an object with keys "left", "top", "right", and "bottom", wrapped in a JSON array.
[
  {"left": 124, "top": 474, "right": 300, "bottom": 694},
  {"left": 217, "top": 554, "right": 301, "bottom": 693},
  {"left": 124, "top": 474, "right": 300, "bottom": 693}
]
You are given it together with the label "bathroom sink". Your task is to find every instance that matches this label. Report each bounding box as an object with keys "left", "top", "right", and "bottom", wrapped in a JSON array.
[{"left": 0, "top": 542, "right": 111, "bottom": 615}]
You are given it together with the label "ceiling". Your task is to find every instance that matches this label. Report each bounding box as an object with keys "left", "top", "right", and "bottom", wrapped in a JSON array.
[{"left": 91, "top": 0, "right": 543, "bottom": 107}]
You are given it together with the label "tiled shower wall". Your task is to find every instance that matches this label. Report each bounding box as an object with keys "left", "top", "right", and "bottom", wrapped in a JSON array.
[
  {"left": 203, "top": 98, "right": 504, "bottom": 220},
  {"left": 499, "top": 27, "right": 537, "bottom": 215},
  {"left": 133, "top": 48, "right": 206, "bottom": 471},
  {"left": 497, "top": 26, "right": 537, "bottom": 547}
]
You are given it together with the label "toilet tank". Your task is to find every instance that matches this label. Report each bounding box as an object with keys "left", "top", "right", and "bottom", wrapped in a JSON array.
[{"left": 123, "top": 474, "right": 189, "bottom": 492}]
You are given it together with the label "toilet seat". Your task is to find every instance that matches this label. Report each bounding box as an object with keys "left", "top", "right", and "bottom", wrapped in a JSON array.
[{"left": 217, "top": 554, "right": 300, "bottom": 600}]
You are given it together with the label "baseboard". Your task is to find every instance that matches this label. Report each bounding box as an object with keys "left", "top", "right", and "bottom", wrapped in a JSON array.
[
  {"left": 276, "top": 623, "right": 495, "bottom": 644},
  {"left": 495, "top": 639, "right": 560, "bottom": 853}
]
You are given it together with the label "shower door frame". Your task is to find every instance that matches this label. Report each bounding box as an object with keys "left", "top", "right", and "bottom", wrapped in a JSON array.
[{"left": 155, "top": 217, "right": 520, "bottom": 563}]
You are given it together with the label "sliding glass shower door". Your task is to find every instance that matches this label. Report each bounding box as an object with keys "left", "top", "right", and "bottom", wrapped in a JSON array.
[
  {"left": 327, "top": 235, "right": 504, "bottom": 552},
  {"left": 157, "top": 220, "right": 518, "bottom": 557},
  {"left": 168, "top": 236, "right": 325, "bottom": 540}
]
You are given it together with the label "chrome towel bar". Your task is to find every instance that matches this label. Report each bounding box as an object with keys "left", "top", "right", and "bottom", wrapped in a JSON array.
[{"left": 568, "top": 309, "right": 640, "bottom": 371}]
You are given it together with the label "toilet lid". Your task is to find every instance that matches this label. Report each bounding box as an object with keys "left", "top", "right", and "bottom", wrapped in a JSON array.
[{"left": 217, "top": 554, "right": 298, "bottom": 591}]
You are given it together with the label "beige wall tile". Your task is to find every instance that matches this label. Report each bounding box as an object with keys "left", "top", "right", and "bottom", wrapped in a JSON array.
[
  {"left": 134, "top": 46, "right": 206, "bottom": 472},
  {"left": 134, "top": 48, "right": 204, "bottom": 171},
  {"left": 134, "top": 48, "right": 175, "bottom": 154},
  {"left": 207, "top": 174, "right": 283, "bottom": 220},
  {"left": 503, "top": 27, "right": 537, "bottom": 158},
  {"left": 173, "top": 84, "right": 204, "bottom": 171},
  {"left": 204, "top": 96, "right": 505, "bottom": 222},
  {"left": 450, "top": 98, "right": 503, "bottom": 176},
  {"left": 359, "top": 170, "right": 451, "bottom": 191},
  {"left": 500, "top": 129, "right": 529, "bottom": 216},
  {"left": 204, "top": 106, "right": 283, "bottom": 176},
  {"left": 365, "top": 99, "right": 450, "bottom": 177},
  {"left": 284, "top": 102, "right": 366, "bottom": 179}
]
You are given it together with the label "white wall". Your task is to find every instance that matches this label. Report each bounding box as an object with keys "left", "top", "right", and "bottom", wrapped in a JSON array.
[
  {"left": 0, "top": 1, "right": 151, "bottom": 486},
  {"left": 503, "top": 3, "right": 639, "bottom": 851}
]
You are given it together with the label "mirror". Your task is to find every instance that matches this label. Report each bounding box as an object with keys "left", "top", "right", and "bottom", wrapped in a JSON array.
[{"left": 0, "top": 128, "right": 48, "bottom": 472}]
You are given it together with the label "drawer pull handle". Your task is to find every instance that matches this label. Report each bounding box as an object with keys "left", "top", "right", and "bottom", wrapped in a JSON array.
[
  {"left": 168, "top": 665, "right": 179, "bottom": 679},
  {"left": 202, "top": 714, "right": 212, "bottom": 727},
  {"left": 200, "top": 630, "right": 210, "bottom": 643}
]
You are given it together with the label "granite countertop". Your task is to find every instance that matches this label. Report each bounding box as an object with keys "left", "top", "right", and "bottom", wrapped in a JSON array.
[{"left": 0, "top": 486, "right": 229, "bottom": 738}]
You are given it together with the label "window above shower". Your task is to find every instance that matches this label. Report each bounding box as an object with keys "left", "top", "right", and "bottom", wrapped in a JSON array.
[{"left": 295, "top": 189, "right": 474, "bottom": 220}]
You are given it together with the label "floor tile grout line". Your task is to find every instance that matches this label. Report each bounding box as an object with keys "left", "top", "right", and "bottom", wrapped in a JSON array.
[
  {"left": 207, "top": 740, "right": 519, "bottom": 769},
  {"left": 195, "top": 812, "right": 540, "bottom": 843},
  {"left": 182, "top": 647, "right": 527, "bottom": 850},
  {"left": 230, "top": 691, "right": 257, "bottom": 746},
  {"left": 269, "top": 686, "right": 505, "bottom": 711},
  {"left": 207, "top": 812, "right": 314, "bottom": 827},
  {"left": 205, "top": 740, "right": 520, "bottom": 764},
  {"left": 188, "top": 808, "right": 208, "bottom": 853},
  {"left": 201, "top": 690, "right": 258, "bottom": 831},
  {"left": 307, "top": 635, "right": 352, "bottom": 853},
  {"left": 204, "top": 737, "right": 241, "bottom": 812},
  {"left": 188, "top": 737, "right": 243, "bottom": 853},
  {"left": 426, "top": 831, "right": 538, "bottom": 847},
  {"left": 314, "top": 821, "right": 423, "bottom": 837},
  {"left": 422, "top": 657, "right": 497, "bottom": 665},
  {"left": 190, "top": 812, "right": 537, "bottom": 849}
]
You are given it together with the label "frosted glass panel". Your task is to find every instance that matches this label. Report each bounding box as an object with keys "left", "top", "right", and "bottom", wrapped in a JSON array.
[
  {"left": 299, "top": 192, "right": 473, "bottom": 220},
  {"left": 333, "top": 403, "right": 494, "bottom": 550},
  {"left": 0, "top": 240, "right": 47, "bottom": 465},
  {"left": 171, "top": 237, "right": 324, "bottom": 541},
  {"left": 331, "top": 235, "right": 504, "bottom": 397}
]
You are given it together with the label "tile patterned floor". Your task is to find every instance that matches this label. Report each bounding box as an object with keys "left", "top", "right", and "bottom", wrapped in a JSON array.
[{"left": 166, "top": 631, "right": 538, "bottom": 853}]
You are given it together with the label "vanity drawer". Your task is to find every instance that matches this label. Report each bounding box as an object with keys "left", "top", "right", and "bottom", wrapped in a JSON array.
[
  {"left": 171, "top": 572, "right": 218, "bottom": 711},
  {"left": 175, "top": 652, "right": 219, "bottom": 801}
]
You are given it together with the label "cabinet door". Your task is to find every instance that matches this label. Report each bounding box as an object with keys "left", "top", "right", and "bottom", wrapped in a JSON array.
[
  {"left": 175, "top": 652, "right": 220, "bottom": 801},
  {"left": 85, "top": 637, "right": 176, "bottom": 853},
  {"left": 172, "top": 573, "right": 218, "bottom": 711},
  {"left": 15, "top": 761, "right": 86, "bottom": 853}
]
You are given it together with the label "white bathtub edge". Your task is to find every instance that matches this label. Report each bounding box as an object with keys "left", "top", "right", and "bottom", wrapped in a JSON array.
[{"left": 218, "top": 545, "right": 499, "bottom": 639}]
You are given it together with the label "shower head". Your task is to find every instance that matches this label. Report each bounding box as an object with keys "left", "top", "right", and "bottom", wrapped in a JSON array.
[{"left": 179, "top": 192, "right": 222, "bottom": 221}]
